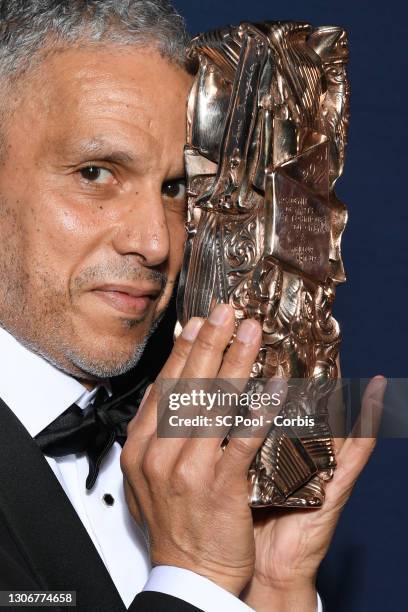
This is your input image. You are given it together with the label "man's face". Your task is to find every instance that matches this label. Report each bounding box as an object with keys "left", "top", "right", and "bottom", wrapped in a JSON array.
[{"left": 0, "top": 46, "right": 193, "bottom": 380}]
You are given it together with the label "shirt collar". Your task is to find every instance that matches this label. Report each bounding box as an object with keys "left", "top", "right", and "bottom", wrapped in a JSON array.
[{"left": 0, "top": 326, "right": 101, "bottom": 437}]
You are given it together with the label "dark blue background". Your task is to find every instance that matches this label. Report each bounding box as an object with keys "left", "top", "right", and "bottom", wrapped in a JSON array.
[{"left": 172, "top": 1, "right": 408, "bottom": 610}]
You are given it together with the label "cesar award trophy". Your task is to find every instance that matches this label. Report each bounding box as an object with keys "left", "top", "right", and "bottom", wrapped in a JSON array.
[{"left": 176, "top": 21, "right": 350, "bottom": 508}]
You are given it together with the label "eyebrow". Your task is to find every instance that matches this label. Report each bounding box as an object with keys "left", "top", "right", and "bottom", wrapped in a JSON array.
[
  {"left": 60, "top": 137, "right": 186, "bottom": 180},
  {"left": 64, "top": 138, "right": 137, "bottom": 166},
  {"left": 166, "top": 173, "right": 187, "bottom": 182}
]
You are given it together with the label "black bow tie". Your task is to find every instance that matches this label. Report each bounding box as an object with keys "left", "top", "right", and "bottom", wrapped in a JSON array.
[{"left": 35, "top": 377, "right": 150, "bottom": 490}]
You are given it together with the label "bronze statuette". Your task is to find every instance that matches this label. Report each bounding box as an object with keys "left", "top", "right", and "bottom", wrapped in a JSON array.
[{"left": 176, "top": 21, "right": 350, "bottom": 508}]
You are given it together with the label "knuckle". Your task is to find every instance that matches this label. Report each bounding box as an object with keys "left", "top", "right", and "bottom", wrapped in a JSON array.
[
  {"left": 120, "top": 445, "right": 136, "bottom": 477},
  {"left": 171, "top": 459, "right": 194, "bottom": 494},
  {"left": 195, "top": 333, "right": 217, "bottom": 352},
  {"left": 171, "top": 338, "right": 191, "bottom": 361},
  {"left": 126, "top": 417, "right": 137, "bottom": 435},
  {"left": 222, "top": 350, "right": 248, "bottom": 370},
  {"left": 141, "top": 447, "right": 163, "bottom": 481}
]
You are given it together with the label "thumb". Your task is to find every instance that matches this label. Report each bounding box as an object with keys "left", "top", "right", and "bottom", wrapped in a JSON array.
[{"left": 327, "top": 376, "right": 387, "bottom": 504}]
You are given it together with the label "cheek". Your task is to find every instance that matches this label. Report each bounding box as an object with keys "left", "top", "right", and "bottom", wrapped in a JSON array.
[
  {"left": 27, "top": 194, "right": 100, "bottom": 279},
  {"left": 0, "top": 202, "right": 26, "bottom": 290}
]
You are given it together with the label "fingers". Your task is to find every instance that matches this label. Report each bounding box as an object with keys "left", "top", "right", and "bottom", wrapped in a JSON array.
[
  {"left": 351, "top": 375, "right": 386, "bottom": 440},
  {"left": 331, "top": 355, "right": 346, "bottom": 454},
  {"left": 218, "top": 319, "right": 262, "bottom": 379},
  {"left": 180, "top": 304, "right": 236, "bottom": 379},
  {"left": 327, "top": 376, "right": 387, "bottom": 504},
  {"left": 132, "top": 305, "right": 244, "bottom": 471},
  {"left": 183, "top": 317, "right": 263, "bottom": 451},
  {"left": 328, "top": 380, "right": 348, "bottom": 455},
  {"left": 195, "top": 317, "right": 262, "bottom": 438},
  {"left": 126, "top": 305, "right": 265, "bottom": 490},
  {"left": 159, "top": 303, "right": 239, "bottom": 448},
  {"left": 158, "top": 317, "right": 205, "bottom": 381},
  {"left": 155, "top": 306, "right": 237, "bottom": 459},
  {"left": 126, "top": 317, "right": 204, "bottom": 452},
  {"left": 136, "top": 305, "right": 262, "bottom": 445},
  {"left": 338, "top": 375, "right": 387, "bottom": 457}
]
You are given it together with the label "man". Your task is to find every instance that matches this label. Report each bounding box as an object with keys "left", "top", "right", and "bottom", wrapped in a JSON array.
[{"left": 0, "top": 1, "right": 386, "bottom": 611}]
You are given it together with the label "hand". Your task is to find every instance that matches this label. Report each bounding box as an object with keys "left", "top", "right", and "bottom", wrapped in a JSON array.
[
  {"left": 242, "top": 376, "right": 387, "bottom": 611},
  {"left": 121, "top": 304, "right": 269, "bottom": 596}
]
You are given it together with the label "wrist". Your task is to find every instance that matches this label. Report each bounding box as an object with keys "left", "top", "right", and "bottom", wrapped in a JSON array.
[
  {"left": 242, "top": 575, "right": 318, "bottom": 612},
  {"left": 152, "top": 554, "right": 252, "bottom": 597},
  {"left": 179, "top": 564, "right": 249, "bottom": 598}
]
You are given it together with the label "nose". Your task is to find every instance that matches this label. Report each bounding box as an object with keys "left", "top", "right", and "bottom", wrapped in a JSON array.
[{"left": 112, "top": 184, "right": 170, "bottom": 268}]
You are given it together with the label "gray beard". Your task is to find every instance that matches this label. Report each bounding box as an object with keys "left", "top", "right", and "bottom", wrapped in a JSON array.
[
  {"left": 4, "top": 310, "right": 166, "bottom": 382},
  {"left": 67, "top": 313, "right": 165, "bottom": 379}
]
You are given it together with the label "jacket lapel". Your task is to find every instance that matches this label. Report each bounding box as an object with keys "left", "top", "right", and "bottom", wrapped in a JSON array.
[{"left": 0, "top": 399, "right": 126, "bottom": 611}]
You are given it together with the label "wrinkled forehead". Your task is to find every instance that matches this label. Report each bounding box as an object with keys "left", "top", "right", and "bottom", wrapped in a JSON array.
[{"left": 6, "top": 45, "right": 191, "bottom": 165}]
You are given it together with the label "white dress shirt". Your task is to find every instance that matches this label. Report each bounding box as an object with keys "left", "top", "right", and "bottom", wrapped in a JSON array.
[{"left": 0, "top": 326, "right": 321, "bottom": 612}]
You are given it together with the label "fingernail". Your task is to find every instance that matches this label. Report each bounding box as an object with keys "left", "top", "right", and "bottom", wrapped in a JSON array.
[
  {"left": 208, "top": 304, "right": 231, "bottom": 326},
  {"left": 371, "top": 376, "right": 388, "bottom": 395},
  {"left": 236, "top": 319, "right": 260, "bottom": 344},
  {"left": 182, "top": 317, "right": 204, "bottom": 341}
]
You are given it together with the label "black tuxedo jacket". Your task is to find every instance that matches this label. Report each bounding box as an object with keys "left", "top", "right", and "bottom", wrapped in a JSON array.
[{"left": 0, "top": 399, "right": 202, "bottom": 612}]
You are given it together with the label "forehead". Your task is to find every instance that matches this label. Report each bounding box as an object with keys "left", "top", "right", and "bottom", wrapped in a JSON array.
[{"left": 14, "top": 45, "right": 193, "bottom": 168}]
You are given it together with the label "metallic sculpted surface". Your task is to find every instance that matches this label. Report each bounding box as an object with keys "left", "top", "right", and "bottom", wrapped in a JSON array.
[{"left": 176, "top": 22, "right": 350, "bottom": 508}]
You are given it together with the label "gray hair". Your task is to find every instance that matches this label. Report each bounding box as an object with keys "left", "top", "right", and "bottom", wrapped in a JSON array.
[{"left": 0, "top": 0, "right": 189, "bottom": 82}]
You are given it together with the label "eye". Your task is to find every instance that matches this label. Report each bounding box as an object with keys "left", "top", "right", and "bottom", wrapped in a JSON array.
[
  {"left": 162, "top": 178, "right": 186, "bottom": 200},
  {"left": 79, "top": 166, "right": 113, "bottom": 184}
]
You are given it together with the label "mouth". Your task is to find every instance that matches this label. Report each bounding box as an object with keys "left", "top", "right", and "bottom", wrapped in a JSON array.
[{"left": 91, "top": 284, "right": 161, "bottom": 317}]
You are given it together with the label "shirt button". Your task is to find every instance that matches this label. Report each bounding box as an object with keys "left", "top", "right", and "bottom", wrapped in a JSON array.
[{"left": 102, "top": 493, "right": 115, "bottom": 507}]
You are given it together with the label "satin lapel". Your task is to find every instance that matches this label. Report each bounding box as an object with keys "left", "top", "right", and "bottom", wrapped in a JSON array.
[{"left": 0, "top": 399, "right": 126, "bottom": 611}]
